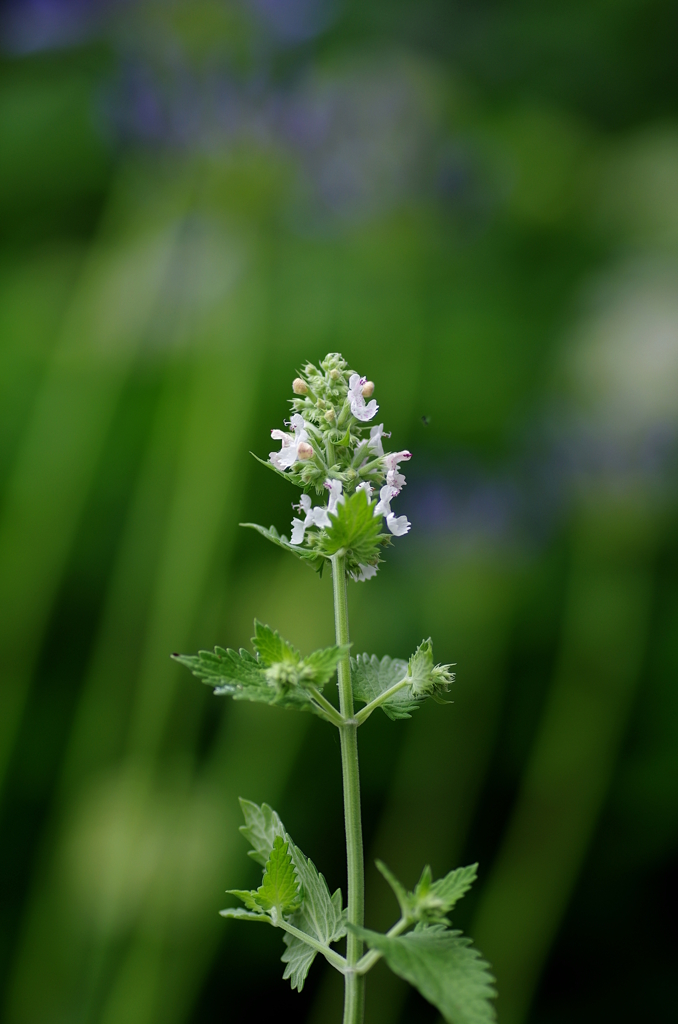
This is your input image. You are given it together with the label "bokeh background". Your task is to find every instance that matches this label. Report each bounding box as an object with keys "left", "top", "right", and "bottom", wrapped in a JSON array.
[{"left": 1, "top": 1, "right": 678, "bottom": 1022}]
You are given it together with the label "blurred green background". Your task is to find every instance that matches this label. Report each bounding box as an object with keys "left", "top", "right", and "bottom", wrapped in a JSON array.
[{"left": 1, "top": 2, "right": 677, "bottom": 1022}]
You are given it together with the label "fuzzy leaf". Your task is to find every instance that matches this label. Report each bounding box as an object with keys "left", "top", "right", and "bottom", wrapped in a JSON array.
[
  {"left": 353, "top": 924, "right": 496, "bottom": 1024},
  {"left": 408, "top": 638, "right": 434, "bottom": 694},
  {"left": 219, "top": 906, "right": 270, "bottom": 923},
  {"left": 302, "top": 645, "right": 349, "bottom": 687},
  {"left": 238, "top": 799, "right": 285, "bottom": 866},
  {"left": 351, "top": 654, "right": 422, "bottom": 720}
]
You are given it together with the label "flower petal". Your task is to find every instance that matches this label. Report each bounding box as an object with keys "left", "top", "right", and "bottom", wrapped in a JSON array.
[
  {"left": 290, "top": 518, "right": 306, "bottom": 545},
  {"left": 386, "top": 513, "right": 411, "bottom": 537}
]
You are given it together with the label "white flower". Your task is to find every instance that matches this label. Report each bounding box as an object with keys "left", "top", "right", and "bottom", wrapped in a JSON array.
[
  {"left": 374, "top": 484, "right": 399, "bottom": 518},
  {"left": 353, "top": 563, "right": 379, "bottom": 581},
  {"left": 290, "top": 494, "right": 313, "bottom": 544},
  {"left": 348, "top": 373, "right": 379, "bottom": 422},
  {"left": 384, "top": 450, "right": 412, "bottom": 470},
  {"left": 325, "top": 479, "right": 345, "bottom": 515},
  {"left": 368, "top": 423, "right": 389, "bottom": 456},
  {"left": 387, "top": 513, "right": 411, "bottom": 536},
  {"left": 269, "top": 414, "right": 311, "bottom": 470},
  {"left": 356, "top": 481, "right": 374, "bottom": 500}
]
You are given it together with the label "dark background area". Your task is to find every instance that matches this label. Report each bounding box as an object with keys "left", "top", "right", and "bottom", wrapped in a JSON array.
[{"left": 1, "top": 2, "right": 677, "bottom": 1022}]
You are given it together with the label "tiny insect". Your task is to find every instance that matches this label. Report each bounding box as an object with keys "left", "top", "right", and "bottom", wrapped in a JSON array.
[{"left": 421, "top": 415, "right": 431, "bottom": 426}]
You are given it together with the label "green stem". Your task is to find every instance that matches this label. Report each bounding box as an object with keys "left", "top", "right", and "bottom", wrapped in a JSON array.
[
  {"left": 332, "top": 553, "right": 365, "bottom": 1024},
  {"left": 307, "top": 685, "right": 346, "bottom": 727},
  {"left": 354, "top": 675, "right": 410, "bottom": 726},
  {"left": 275, "top": 917, "right": 347, "bottom": 973},
  {"left": 355, "top": 916, "right": 411, "bottom": 974}
]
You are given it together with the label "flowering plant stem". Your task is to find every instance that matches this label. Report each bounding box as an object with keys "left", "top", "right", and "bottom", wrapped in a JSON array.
[
  {"left": 175, "top": 355, "right": 495, "bottom": 1023},
  {"left": 332, "top": 552, "right": 366, "bottom": 1024}
]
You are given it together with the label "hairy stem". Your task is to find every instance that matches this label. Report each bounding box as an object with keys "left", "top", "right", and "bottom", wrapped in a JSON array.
[{"left": 332, "top": 553, "right": 365, "bottom": 1024}]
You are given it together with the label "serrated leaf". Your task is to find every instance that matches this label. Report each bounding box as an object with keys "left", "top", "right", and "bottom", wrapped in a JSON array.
[
  {"left": 353, "top": 924, "right": 496, "bottom": 1024},
  {"left": 252, "top": 621, "right": 301, "bottom": 667},
  {"left": 351, "top": 654, "right": 423, "bottom": 720},
  {"left": 281, "top": 933, "right": 318, "bottom": 991},
  {"left": 428, "top": 864, "right": 478, "bottom": 915},
  {"left": 257, "top": 836, "right": 302, "bottom": 914},
  {"left": 315, "top": 489, "right": 386, "bottom": 565},
  {"left": 301, "top": 645, "right": 349, "bottom": 687}
]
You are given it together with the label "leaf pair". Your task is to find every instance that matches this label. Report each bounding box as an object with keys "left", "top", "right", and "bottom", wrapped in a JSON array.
[
  {"left": 172, "top": 621, "right": 346, "bottom": 715},
  {"left": 221, "top": 800, "right": 347, "bottom": 991},
  {"left": 356, "top": 861, "right": 495, "bottom": 1024}
]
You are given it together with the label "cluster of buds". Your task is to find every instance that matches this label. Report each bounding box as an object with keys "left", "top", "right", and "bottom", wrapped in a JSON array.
[{"left": 267, "top": 353, "right": 412, "bottom": 580}]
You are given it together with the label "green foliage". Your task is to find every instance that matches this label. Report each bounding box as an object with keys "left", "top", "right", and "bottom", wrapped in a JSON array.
[
  {"left": 223, "top": 801, "right": 346, "bottom": 991},
  {"left": 353, "top": 924, "right": 496, "bottom": 1024},
  {"left": 314, "top": 489, "right": 387, "bottom": 571},
  {"left": 351, "top": 654, "right": 423, "bottom": 720},
  {"left": 172, "top": 622, "right": 346, "bottom": 713},
  {"left": 377, "top": 861, "right": 478, "bottom": 924}
]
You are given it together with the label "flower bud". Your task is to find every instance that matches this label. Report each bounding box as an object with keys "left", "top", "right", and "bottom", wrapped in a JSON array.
[
  {"left": 329, "top": 368, "right": 341, "bottom": 381},
  {"left": 362, "top": 380, "right": 375, "bottom": 397},
  {"left": 292, "top": 377, "right": 308, "bottom": 395},
  {"left": 297, "top": 441, "right": 314, "bottom": 460},
  {"left": 324, "top": 407, "right": 335, "bottom": 422}
]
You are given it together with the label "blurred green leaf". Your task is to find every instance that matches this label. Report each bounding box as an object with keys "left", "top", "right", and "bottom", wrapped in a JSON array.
[{"left": 377, "top": 861, "right": 478, "bottom": 924}]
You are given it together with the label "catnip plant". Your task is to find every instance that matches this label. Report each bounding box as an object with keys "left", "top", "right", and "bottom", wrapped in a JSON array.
[{"left": 174, "top": 353, "right": 496, "bottom": 1024}]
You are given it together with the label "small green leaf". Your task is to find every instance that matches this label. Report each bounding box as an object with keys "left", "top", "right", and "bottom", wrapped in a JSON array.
[
  {"left": 257, "top": 836, "right": 302, "bottom": 915},
  {"left": 252, "top": 621, "right": 301, "bottom": 667},
  {"left": 238, "top": 799, "right": 285, "bottom": 866},
  {"left": 240, "top": 521, "right": 325, "bottom": 570},
  {"left": 249, "top": 451, "right": 300, "bottom": 486},
  {"left": 352, "top": 924, "right": 496, "bottom": 1024},
  {"left": 377, "top": 860, "right": 478, "bottom": 924},
  {"left": 301, "top": 645, "right": 349, "bottom": 687},
  {"left": 219, "top": 906, "right": 270, "bottom": 923},
  {"left": 225, "top": 888, "right": 264, "bottom": 913},
  {"left": 315, "top": 489, "right": 387, "bottom": 567},
  {"left": 408, "top": 638, "right": 434, "bottom": 694},
  {"left": 351, "top": 654, "right": 422, "bottom": 720}
]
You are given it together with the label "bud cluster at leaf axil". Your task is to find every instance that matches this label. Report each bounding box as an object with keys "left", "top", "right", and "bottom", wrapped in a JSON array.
[{"left": 248, "top": 352, "right": 412, "bottom": 581}]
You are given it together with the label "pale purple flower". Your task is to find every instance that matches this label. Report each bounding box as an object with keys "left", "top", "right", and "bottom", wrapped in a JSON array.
[
  {"left": 374, "top": 483, "right": 399, "bottom": 517},
  {"left": 384, "top": 449, "right": 412, "bottom": 490},
  {"left": 348, "top": 373, "right": 378, "bottom": 422},
  {"left": 387, "top": 513, "right": 411, "bottom": 536},
  {"left": 269, "top": 413, "right": 311, "bottom": 469}
]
